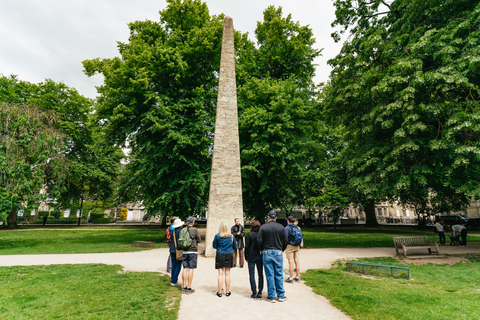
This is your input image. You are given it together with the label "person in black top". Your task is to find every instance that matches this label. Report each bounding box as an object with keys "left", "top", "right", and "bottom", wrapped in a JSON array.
[
  {"left": 231, "top": 218, "right": 245, "bottom": 268},
  {"left": 257, "top": 210, "right": 288, "bottom": 303},
  {"left": 245, "top": 219, "right": 263, "bottom": 300}
]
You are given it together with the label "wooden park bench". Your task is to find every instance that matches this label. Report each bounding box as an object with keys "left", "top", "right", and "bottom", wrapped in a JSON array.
[{"left": 392, "top": 236, "right": 439, "bottom": 258}]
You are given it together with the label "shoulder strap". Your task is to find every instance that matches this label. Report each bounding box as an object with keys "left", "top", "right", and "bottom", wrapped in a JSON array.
[{"left": 173, "top": 229, "right": 177, "bottom": 247}]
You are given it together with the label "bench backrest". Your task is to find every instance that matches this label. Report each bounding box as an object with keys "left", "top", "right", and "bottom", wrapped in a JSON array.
[{"left": 393, "top": 236, "right": 429, "bottom": 247}]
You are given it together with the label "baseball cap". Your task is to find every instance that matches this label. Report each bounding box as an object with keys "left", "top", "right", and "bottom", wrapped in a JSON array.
[
  {"left": 186, "top": 216, "right": 196, "bottom": 223},
  {"left": 268, "top": 210, "right": 277, "bottom": 218}
]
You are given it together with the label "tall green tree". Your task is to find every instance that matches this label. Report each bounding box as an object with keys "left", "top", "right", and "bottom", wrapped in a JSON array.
[
  {"left": 0, "top": 103, "right": 65, "bottom": 228},
  {"left": 83, "top": 0, "right": 224, "bottom": 218},
  {"left": 237, "top": 6, "right": 322, "bottom": 221},
  {"left": 0, "top": 75, "right": 122, "bottom": 214},
  {"left": 324, "top": 0, "right": 480, "bottom": 225},
  {"left": 83, "top": 2, "right": 323, "bottom": 221}
]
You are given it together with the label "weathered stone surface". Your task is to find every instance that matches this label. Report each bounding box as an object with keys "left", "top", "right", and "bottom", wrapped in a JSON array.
[
  {"left": 131, "top": 241, "right": 156, "bottom": 248},
  {"left": 204, "top": 16, "right": 244, "bottom": 257}
]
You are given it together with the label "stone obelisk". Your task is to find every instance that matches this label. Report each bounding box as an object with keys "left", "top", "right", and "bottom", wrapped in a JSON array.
[{"left": 204, "top": 16, "right": 243, "bottom": 258}]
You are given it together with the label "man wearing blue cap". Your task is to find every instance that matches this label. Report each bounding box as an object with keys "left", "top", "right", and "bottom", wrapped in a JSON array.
[{"left": 257, "top": 210, "right": 288, "bottom": 303}]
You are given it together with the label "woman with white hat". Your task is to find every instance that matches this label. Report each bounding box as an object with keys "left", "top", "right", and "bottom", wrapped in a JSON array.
[{"left": 169, "top": 218, "right": 185, "bottom": 286}]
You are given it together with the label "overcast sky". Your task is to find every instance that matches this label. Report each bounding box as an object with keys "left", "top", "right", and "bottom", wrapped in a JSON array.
[{"left": 0, "top": 0, "right": 343, "bottom": 99}]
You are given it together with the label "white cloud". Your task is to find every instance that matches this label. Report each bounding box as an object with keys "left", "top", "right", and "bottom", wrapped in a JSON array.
[{"left": 0, "top": 0, "right": 343, "bottom": 99}]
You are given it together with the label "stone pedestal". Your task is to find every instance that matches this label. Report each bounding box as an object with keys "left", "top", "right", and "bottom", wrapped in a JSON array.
[{"left": 204, "top": 16, "right": 243, "bottom": 257}]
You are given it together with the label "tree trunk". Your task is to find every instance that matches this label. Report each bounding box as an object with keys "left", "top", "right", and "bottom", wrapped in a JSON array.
[
  {"left": 161, "top": 215, "right": 167, "bottom": 228},
  {"left": 7, "top": 208, "right": 18, "bottom": 229},
  {"left": 364, "top": 200, "right": 379, "bottom": 227}
]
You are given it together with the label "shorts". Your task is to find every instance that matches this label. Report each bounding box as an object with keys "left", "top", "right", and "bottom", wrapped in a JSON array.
[
  {"left": 215, "top": 252, "right": 233, "bottom": 269},
  {"left": 285, "top": 244, "right": 300, "bottom": 260},
  {"left": 182, "top": 253, "right": 198, "bottom": 269}
]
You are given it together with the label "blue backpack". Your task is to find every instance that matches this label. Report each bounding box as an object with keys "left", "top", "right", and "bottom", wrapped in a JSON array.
[{"left": 288, "top": 225, "right": 303, "bottom": 245}]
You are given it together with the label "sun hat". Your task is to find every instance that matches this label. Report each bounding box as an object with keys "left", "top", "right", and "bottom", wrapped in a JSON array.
[{"left": 173, "top": 219, "right": 184, "bottom": 228}]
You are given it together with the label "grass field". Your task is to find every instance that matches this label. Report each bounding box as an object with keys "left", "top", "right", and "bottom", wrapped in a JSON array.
[
  {"left": 302, "top": 255, "right": 480, "bottom": 320},
  {"left": 300, "top": 227, "right": 480, "bottom": 248},
  {"left": 0, "top": 264, "right": 181, "bottom": 320},
  {"left": 1, "top": 226, "right": 479, "bottom": 255},
  {"left": 0, "top": 229, "right": 167, "bottom": 255}
]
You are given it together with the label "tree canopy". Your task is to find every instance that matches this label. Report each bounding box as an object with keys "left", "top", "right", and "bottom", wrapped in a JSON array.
[
  {"left": 323, "top": 0, "right": 480, "bottom": 224},
  {"left": 83, "top": 1, "right": 322, "bottom": 220},
  {"left": 84, "top": 0, "right": 224, "bottom": 218},
  {"left": 0, "top": 75, "right": 122, "bottom": 225},
  {"left": 236, "top": 6, "right": 322, "bottom": 220},
  {"left": 0, "top": 103, "right": 65, "bottom": 227}
]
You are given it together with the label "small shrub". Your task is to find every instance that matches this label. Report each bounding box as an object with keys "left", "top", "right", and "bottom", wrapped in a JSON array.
[
  {"left": 38, "top": 211, "right": 49, "bottom": 218},
  {"left": 120, "top": 208, "right": 127, "bottom": 221},
  {"left": 92, "top": 218, "right": 111, "bottom": 224},
  {"left": 51, "top": 210, "right": 61, "bottom": 219},
  {"left": 88, "top": 208, "right": 107, "bottom": 223}
]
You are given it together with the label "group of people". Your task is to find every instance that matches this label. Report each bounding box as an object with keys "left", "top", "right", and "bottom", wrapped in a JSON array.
[
  {"left": 165, "top": 210, "right": 303, "bottom": 303},
  {"left": 166, "top": 216, "right": 202, "bottom": 294},
  {"left": 434, "top": 220, "right": 468, "bottom": 247}
]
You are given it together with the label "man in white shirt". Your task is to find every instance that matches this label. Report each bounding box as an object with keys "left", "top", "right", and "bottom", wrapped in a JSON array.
[
  {"left": 435, "top": 220, "right": 445, "bottom": 245},
  {"left": 451, "top": 224, "right": 467, "bottom": 247}
]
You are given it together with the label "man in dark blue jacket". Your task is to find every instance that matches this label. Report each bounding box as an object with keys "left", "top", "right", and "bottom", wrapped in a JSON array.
[
  {"left": 168, "top": 218, "right": 184, "bottom": 286},
  {"left": 257, "top": 210, "right": 288, "bottom": 303}
]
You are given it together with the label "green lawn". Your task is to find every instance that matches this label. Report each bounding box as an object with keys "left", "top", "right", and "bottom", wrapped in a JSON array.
[
  {"left": 301, "top": 228, "right": 480, "bottom": 248},
  {"left": 0, "top": 229, "right": 167, "bottom": 255},
  {"left": 1, "top": 227, "right": 479, "bottom": 255},
  {"left": 0, "top": 264, "right": 180, "bottom": 319},
  {"left": 302, "top": 255, "right": 480, "bottom": 320}
]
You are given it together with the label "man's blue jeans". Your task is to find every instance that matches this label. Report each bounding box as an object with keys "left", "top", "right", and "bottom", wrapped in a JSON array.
[
  {"left": 170, "top": 253, "right": 182, "bottom": 284},
  {"left": 263, "top": 249, "right": 285, "bottom": 299}
]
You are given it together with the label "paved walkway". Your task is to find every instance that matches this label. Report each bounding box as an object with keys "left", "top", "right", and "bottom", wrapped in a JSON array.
[{"left": 2, "top": 242, "right": 480, "bottom": 320}]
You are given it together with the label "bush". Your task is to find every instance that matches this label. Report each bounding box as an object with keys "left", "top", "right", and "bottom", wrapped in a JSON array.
[
  {"left": 91, "top": 218, "right": 111, "bottom": 224},
  {"left": 31, "top": 218, "right": 79, "bottom": 225},
  {"left": 38, "top": 211, "right": 49, "bottom": 218},
  {"left": 88, "top": 208, "right": 107, "bottom": 223},
  {"left": 51, "top": 210, "right": 61, "bottom": 219},
  {"left": 120, "top": 208, "right": 127, "bottom": 221},
  {"left": 68, "top": 210, "right": 78, "bottom": 218}
]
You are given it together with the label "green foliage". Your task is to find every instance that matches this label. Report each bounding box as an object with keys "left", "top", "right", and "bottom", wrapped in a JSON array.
[
  {"left": 303, "top": 256, "right": 480, "bottom": 319},
  {"left": 0, "top": 75, "right": 123, "bottom": 215},
  {"left": 51, "top": 210, "right": 61, "bottom": 219},
  {"left": 0, "top": 102, "right": 66, "bottom": 228},
  {"left": 236, "top": 6, "right": 322, "bottom": 220},
  {"left": 83, "top": 1, "right": 323, "bottom": 221},
  {"left": 88, "top": 208, "right": 107, "bottom": 223},
  {"left": 238, "top": 78, "right": 321, "bottom": 219},
  {"left": 323, "top": 1, "right": 480, "bottom": 222},
  {"left": 84, "top": 0, "right": 225, "bottom": 219},
  {"left": 0, "top": 264, "right": 180, "bottom": 320},
  {"left": 240, "top": 6, "right": 321, "bottom": 87},
  {"left": 37, "top": 211, "right": 49, "bottom": 218},
  {"left": 30, "top": 218, "right": 78, "bottom": 225}
]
